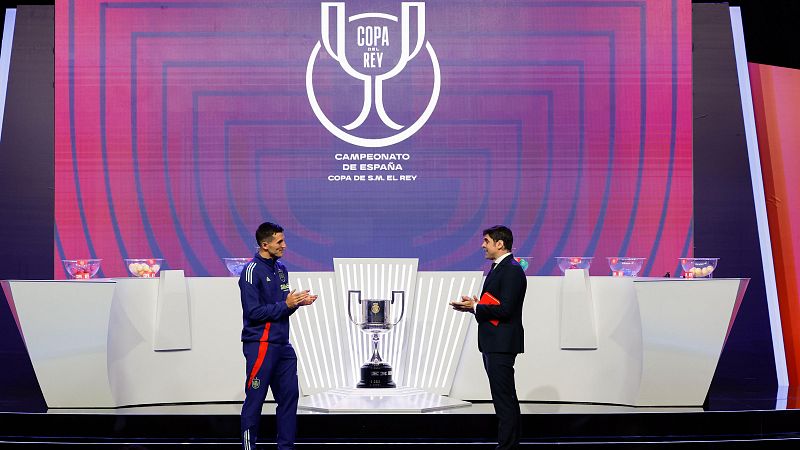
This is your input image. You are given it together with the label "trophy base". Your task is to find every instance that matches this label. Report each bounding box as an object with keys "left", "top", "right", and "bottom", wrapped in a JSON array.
[{"left": 357, "top": 362, "right": 396, "bottom": 388}]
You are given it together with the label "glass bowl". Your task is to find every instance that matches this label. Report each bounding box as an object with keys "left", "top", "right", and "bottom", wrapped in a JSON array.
[
  {"left": 680, "top": 257, "right": 719, "bottom": 278},
  {"left": 555, "top": 256, "right": 593, "bottom": 273},
  {"left": 62, "top": 259, "right": 102, "bottom": 279},
  {"left": 124, "top": 258, "right": 164, "bottom": 278},
  {"left": 607, "top": 257, "right": 646, "bottom": 277},
  {"left": 223, "top": 257, "right": 252, "bottom": 277},
  {"left": 512, "top": 256, "right": 532, "bottom": 273}
]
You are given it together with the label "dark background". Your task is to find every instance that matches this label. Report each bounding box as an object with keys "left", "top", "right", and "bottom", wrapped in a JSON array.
[{"left": 0, "top": 1, "right": 797, "bottom": 410}]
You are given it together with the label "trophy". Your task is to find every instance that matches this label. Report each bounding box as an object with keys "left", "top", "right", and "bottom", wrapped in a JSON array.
[{"left": 348, "top": 290, "right": 405, "bottom": 388}]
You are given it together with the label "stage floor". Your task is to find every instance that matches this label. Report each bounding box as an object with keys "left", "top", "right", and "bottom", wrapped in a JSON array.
[
  {"left": 37, "top": 401, "right": 704, "bottom": 415},
  {"left": 2, "top": 390, "right": 800, "bottom": 449}
]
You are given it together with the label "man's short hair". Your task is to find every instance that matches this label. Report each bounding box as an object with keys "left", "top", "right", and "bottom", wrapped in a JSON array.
[
  {"left": 256, "top": 222, "right": 284, "bottom": 245},
  {"left": 483, "top": 225, "right": 513, "bottom": 251}
]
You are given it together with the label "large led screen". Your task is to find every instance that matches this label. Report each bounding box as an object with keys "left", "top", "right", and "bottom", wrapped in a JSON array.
[{"left": 55, "top": 0, "right": 692, "bottom": 276}]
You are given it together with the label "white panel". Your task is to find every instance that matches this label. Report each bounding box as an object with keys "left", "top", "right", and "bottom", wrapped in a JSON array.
[
  {"left": 153, "top": 270, "right": 191, "bottom": 351},
  {"left": 6, "top": 275, "right": 745, "bottom": 407},
  {"left": 333, "top": 258, "right": 418, "bottom": 387},
  {"left": 289, "top": 272, "right": 351, "bottom": 394},
  {"left": 448, "top": 317, "right": 489, "bottom": 400},
  {"left": 730, "top": 6, "right": 788, "bottom": 394},
  {"left": 452, "top": 276, "right": 643, "bottom": 404},
  {"left": 3, "top": 280, "right": 116, "bottom": 407},
  {"left": 108, "top": 277, "right": 246, "bottom": 406},
  {"left": 634, "top": 278, "right": 746, "bottom": 405},
  {"left": 559, "top": 269, "right": 598, "bottom": 349},
  {"left": 398, "top": 272, "right": 482, "bottom": 394}
]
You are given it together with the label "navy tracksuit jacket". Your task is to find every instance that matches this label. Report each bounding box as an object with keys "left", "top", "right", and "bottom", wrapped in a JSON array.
[{"left": 239, "top": 253, "right": 298, "bottom": 450}]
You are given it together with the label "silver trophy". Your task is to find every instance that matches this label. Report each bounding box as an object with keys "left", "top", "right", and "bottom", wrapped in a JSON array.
[{"left": 348, "top": 290, "right": 405, "bottom": 388}]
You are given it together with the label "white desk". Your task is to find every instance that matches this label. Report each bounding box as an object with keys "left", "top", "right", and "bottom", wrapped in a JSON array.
[{"left": 2, "top": 269, "right": 747, "bottom": 408}]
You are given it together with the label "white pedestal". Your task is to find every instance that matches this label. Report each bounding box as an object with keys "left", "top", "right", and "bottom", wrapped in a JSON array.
[{"left": 298, "top": 387, "right": 471, "bottom": 413}]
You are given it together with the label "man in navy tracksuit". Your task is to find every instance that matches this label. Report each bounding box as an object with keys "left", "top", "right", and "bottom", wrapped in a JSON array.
[{"left": 240, "top": 222, "right": 317, "bottom": 450}]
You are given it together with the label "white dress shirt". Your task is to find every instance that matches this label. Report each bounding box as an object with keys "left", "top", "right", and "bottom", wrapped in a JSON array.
[{"left": 474, "top": 252, "right": 512, "bottom": 312}]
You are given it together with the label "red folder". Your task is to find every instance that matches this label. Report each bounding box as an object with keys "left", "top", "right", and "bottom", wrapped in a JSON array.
[{"left": 479, "top": 292, "right": 501, "bottom": 326}]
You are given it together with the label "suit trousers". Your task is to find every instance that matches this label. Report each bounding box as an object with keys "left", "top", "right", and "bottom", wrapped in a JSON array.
[{"left": 483, "top": 352, "right": 520, "bottom": 450}]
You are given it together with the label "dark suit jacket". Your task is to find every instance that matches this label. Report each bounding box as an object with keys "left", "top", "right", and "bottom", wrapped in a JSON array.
[{"left": 476, "top": 253, "right": 527, "bottom": 354}]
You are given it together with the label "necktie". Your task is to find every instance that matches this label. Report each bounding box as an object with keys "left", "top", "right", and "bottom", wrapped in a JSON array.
[{"left": 489, "top": 262, "right": 497, "bottom": 275}]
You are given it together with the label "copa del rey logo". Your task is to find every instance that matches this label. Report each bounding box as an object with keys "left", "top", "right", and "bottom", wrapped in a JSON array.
[{"left": 306, "top": 2, "right": 441, "bottom": 148}]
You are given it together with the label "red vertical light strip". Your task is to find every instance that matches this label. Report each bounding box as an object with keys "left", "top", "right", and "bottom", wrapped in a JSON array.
[{"left": 749, "top": 63, "right": 800, "bottom": 404}]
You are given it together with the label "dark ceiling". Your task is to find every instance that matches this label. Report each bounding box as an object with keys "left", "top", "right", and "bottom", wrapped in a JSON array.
[{"left": 0, "top": 1, "right": 797, "bottom": 68}]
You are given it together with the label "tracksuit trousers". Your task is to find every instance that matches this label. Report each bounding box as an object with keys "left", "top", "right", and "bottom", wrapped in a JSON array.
[{"left": 241, "top": 341, "right": 299, "bottom": 450}]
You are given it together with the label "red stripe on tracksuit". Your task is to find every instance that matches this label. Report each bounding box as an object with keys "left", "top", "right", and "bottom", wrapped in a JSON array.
[{"left": 246, "top": 323, "right": 271, "bottom": 389}]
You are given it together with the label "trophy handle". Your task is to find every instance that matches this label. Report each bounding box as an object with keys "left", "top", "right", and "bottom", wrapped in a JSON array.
[
  {"left": 390, "top": 290, "right": 405, "bottom": 326},
  {"left": 320, "top": 2, "right": 344, "bottom": 62},
  {"left": 347, "top": 290, "right": 364, "bottom": 326},
  {"left": 402, "top": 2, "right": 426, "bottom": 61}
]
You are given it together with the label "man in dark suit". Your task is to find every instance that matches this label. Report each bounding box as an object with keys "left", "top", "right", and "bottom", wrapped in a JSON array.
[{"left": 451, "top": 225, "right": 526, "bottom": 450}]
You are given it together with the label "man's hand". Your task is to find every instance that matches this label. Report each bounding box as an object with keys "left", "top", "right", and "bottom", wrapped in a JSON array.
[
  {"left": 298, "top": 293, "right": 318, "bottom": 306},
  {"left": 450, "top": 295, "right": 478, "bottom": 313},
  {"left": 286, "top": 289, "right": 311, "bottom": 308}
]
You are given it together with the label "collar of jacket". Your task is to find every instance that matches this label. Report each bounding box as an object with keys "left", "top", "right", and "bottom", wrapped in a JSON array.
[
  {"left": 254, "top": 252, "right": 279, "bottom": 268},
  {"left": 494, "top": 252, "right": 514, "bottom": 267}
]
